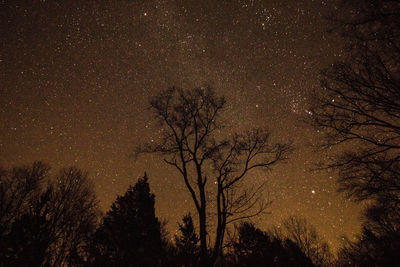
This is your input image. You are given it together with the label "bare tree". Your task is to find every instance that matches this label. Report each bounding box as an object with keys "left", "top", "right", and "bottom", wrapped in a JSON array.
[
  {"left": 0, "top": 161, "right": 49, "bottom": 238},
  {"left": 309, "top": 3, "right": 400, "bottom": 264},
  {"left": 135, "top": 86, "right": 292, "bottom": 265},
  {"left": 309, "top": 0, "right": 400, "bottom": 204},
  {"left": 282, "top": 216, "right": 332, "bottom": 267},
  {"left": 0, "top": 162, "right": 100, "bottom": 266},
  {"left": 47, "top": 167, "right": 100, "bottom": 266}
]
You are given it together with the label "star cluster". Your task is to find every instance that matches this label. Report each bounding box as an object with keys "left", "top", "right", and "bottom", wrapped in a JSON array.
[{"left": 1, "top": 0, "right": 360, "bottom": 251}]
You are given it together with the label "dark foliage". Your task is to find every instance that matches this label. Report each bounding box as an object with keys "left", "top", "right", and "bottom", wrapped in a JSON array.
[
  {"left": 87, "top": 173, "right": 163, "bottom": 267},
  {"left": 229, "top": 222, "right": 315, "bottom": 267},
  {"left": 337, "top": 196, "right": 400, "bottom": 266},
  {"left": 174, "top": 213, "right": 200, "bottom": 266},
  {"left": 0, "top": 162, "right": 99, "bottom": 267},
  {"left": 0, "top": 163, "right": 337, "bottom": 267},
  {"left": 338, "top": 226, "right": 400, "bottom": 267},
  {"left": 1, "top": 199, "right": 51, "bottom": 266}
]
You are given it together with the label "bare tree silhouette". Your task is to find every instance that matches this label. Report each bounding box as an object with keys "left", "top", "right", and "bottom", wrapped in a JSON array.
[
  {"left": 310, "top": 1, "right": 400, "bottom": 265},
  {"left": 0, "top": 162, "right": 100, "bottom": 266},
  {"left": 281, "top": 216, "right": 332, "bottom": 267},
  {"left": 309, "top": 0, "right": 400, "bottom": 204},
  {"left": 135, "top": 86, "right": 292, "bottom": 265},
  {"left": 0, "top": 162, "right": 49, "bottom": 239}
]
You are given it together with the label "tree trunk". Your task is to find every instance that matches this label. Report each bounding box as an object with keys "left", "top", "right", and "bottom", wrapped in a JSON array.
[
  {"left": 195, "top": 161, "right": 209, "bottom": 266},
  {"left": 212, "top": 185, "right": 223, "bottom": 264},
  {"left": 199, "top": 205, "right": 208, "bottom": 266}
]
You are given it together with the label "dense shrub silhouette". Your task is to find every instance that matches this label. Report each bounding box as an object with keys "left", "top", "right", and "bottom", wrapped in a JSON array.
[{"left": 230, "top": 222, "right": 314, "bottom": 267}]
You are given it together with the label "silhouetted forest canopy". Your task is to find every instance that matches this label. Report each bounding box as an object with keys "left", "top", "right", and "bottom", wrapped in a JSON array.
[
  {"left": 1, "top": 162, "right": 331, "bottom": 266},
  {"left": 1, "top": 0, "right": 400, "bottom": 266}
]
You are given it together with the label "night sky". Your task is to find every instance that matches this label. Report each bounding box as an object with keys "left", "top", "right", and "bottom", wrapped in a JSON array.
[{"left": 1, "top": 0, "right": 361, "bottom": 251}]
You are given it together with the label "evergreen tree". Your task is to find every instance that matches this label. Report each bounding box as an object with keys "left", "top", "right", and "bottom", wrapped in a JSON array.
[
  {"left": 89, "top": 173, "right": 162, "bottom": 266},
  {"left": 175, "top": 213, "right": 199, "bottom": 266}
]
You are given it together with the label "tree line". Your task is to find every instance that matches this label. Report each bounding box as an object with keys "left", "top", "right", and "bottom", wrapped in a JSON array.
[{"left": 0, "top": 162, "right": 333, "bottom": 266}]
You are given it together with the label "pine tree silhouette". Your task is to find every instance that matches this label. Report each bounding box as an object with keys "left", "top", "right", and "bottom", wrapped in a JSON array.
[
  {"left": 175, "top": 213, "right": 199, "bottom": 266},
  {"left": 89, "top": 173, "right": 162, "bottom": 266}
]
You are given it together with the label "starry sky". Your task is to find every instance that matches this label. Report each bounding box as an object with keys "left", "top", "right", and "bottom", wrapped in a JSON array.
[{"left": 1, "top": 0, "right": 361, "bottom": 251}]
